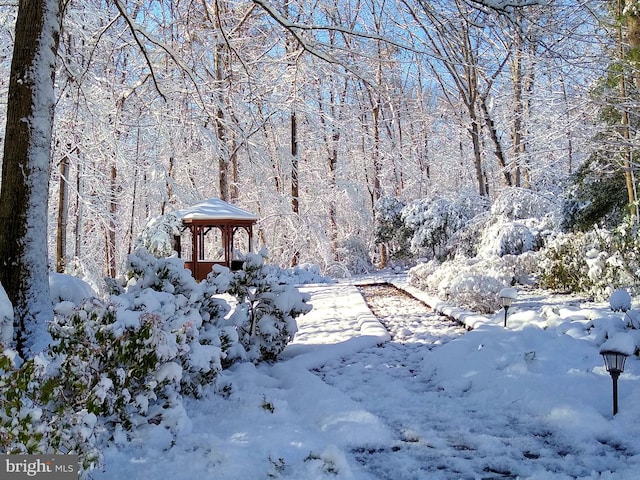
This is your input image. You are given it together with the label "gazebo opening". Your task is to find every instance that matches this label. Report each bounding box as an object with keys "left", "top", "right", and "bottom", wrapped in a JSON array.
[{"left": 175, "top": 198, "right": 258, "bottom": 280}]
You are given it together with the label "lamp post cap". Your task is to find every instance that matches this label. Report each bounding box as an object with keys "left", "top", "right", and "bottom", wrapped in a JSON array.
[
  {"left": 498, "top": 287, "right": 518, "bottom": 300},
  {"left": 599, "top": 332, "right": 636, "bottom": 357}
]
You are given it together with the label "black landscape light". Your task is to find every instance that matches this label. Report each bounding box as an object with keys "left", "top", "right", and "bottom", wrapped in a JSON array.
[
  {"left": 600, "top": 349, "right": 629, "bottom": 416},
  {"left": 499, "top": 292, "right": 514, "bottom": 328}
]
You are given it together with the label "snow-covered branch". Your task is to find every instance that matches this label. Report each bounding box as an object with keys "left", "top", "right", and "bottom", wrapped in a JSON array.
[
  {"left": 465, "top": 0, "right": 544, "bottom": 13},
  {"left": 251, "top": 0, "right": 415, "bottom": 79},
  {"left": 112, "top": 0, "right": 166, "bottom": 100}
]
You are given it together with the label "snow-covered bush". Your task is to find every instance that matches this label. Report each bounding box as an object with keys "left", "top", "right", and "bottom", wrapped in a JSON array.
[
  {"left": 449, "top": 275, "right": 505, "bottom": 313},
  {"left": 49, "top": 299, "right": 189, "bottom": 431},
  {"left": 500, "top": 252, "right": 540, "bottom": 286},
  {"left": 0, "top": 248, "right": 312, "bottom": 473},
  {"left": 537, "top": 232, "right": 591, "bottom": 293},
  {"left": 0, "top": 351, "right": 101, "bottom": 475},
  {"left": 476, "top": 218, "right": 536, "bottom": 257},
  {"left": 560, "top": 154, "right": 628, "bottom": 231},
  {"left": 407, "top": 260, "right": 441, "bottom": 290},
  {"left": 490, "top": 187, "right": 558, "bottom": 221},
  {"left": 610, "top": 289, "right": 632, "bottom": 312},
  {"left": 408, "top": 253, "right": 539, "bottom": 313},
  {"left": 537, "top": 222, "right": 640, "bottom": 298},
  {"left": 401, "top": 197, "right": 475, "bottom": 260},
  {"left": 119, "top": 249, "right": 234, "bottom": 394},
  {"left": 336, "top": 235, "right": 375, "bottom": 276},
  {"left": 447, "top": 213, "right": 489, "bottom": 258},
  {"left": 374, "top": 196, "right": 406, "bottom": 241},
  {"left": 135, "top": 212, "right": 183, "bottom": 258},
  {"left": 227, "top": 251, "right": 312, "bottom": 362},
  {"left": 414, "top": 257, "right": 511, "bottom": 312},
  {"left": 268, "top": 263, "right": 331, "bottom": 285},
  {"left": 374, "top": 196, "right": 411, "bottom": 260}
]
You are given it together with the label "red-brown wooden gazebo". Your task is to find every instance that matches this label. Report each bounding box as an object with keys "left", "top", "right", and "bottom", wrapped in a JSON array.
[{"left": 175, "top": 198, "right": 258, "bottom": 280}]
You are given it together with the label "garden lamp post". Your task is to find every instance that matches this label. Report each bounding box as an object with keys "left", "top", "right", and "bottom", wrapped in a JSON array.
[
  {"left": 600, "top": 349, "right": 628, "bottom": 416},
  {"left": 499, "top": 294, "right": 513, "bottom": 328}
]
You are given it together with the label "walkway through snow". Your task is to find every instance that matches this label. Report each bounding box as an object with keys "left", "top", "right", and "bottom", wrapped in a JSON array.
[
  {"left": 307, "top": 282, "right": 473, "bottom": 479},
  {"left": 94, "top": 279, "right": 640, "bottom": 480}
]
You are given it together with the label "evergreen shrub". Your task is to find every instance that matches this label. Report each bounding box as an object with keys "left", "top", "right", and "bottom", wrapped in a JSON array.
[{"left": 0, "top": 248, "right": 311, "bottom": 475}]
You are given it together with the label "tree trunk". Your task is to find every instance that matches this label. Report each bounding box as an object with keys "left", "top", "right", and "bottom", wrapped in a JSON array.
[
  {"left": 74, "top": 159, "right": 84, "bottom": 259},
  {"left": 217, "top": 105, "right": 229, "bottom": 202},
  {"left": 0, "top": 0, "right": 61, "bottom": 355},
  {"left": 128, "top": 166, "right": 138, "bottom": 256},
  {"left": 618, "top": 0, "right": 640, "bottom": 219},
  {"left": 559, "top": 77, "right": 574, "bottom": 174},
  {"left": 290, "top": 110, "right": 300, "bottom": 266},
  {"left": 328, "top": 128, "right": 339, "bottom": 262},
  {"left": 511, "top": 23, "right": 524, "bottom": 188},
  {"left": 127, "top": 126, "right": 141, "bottom": 255},
  {"left": 620, "top": 0, "right": 637, "bottom": 217},
  {"left": 230, "top": 136, "right": 239, "bottom": 203},
  {"left": 522, "top": 69, "right": 534, "bottom": 188},
  {"left": 368, "top": 89, "right": 385, "bottom": 267},
  {"left": 214, "top": 35, "right": 230, "bottom": 201},
  {"left": 479, "top": 96, "right": 511, "bottom": 187},
  {"left": 627, "top": 7, "right": 640, "bottom": 91},
  {"left": 56, "top": 154, "right": 69, "bottom": 273},
  {"left": 469, "top": 108, "right": 488, "bottom": 196},
  {"left": 318, "top": 77, "right": 343, "bottom": 263},
  {"left": 161, "top": 156, "right": 174, "bottom": 215},
  {"left": 370, "top": 95, "right": 383, "bottom": 204},
  {"left": 107, "top": 164, "right": 118, "bottom": 278}
]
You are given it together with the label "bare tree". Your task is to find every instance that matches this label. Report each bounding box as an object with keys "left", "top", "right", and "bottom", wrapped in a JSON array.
[{"left": 404, "top": 0, "right": 508, "bottom": 195}]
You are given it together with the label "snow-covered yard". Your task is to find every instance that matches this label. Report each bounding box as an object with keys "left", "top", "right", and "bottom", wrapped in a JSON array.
[{"left": 89, "top": 275, "right": 640, "bottom": 479}]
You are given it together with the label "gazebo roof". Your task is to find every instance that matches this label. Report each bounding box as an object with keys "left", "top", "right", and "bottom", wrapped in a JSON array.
[{"left": 175, "top": 198, "right": 258, "bottom": 222}]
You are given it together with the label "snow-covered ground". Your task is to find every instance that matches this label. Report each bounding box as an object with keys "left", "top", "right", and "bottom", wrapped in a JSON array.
[{"left": 91, "top": 275, "right": 640, "bottom": 480}]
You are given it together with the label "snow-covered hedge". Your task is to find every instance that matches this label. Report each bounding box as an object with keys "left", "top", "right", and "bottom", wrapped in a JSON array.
[
  {"left": 0, "top": 248, "right": 311, "bottom": 475},
  {"left": 393, "top": 189, "right": 555, "bottom": 264},
  {"left": 404, "top": 188, "right": 557, "bottom": 312},
  {"left": 408, "top": 253, "right": 539, "bottom": 313},
  {"left": 537, "top": 220, "right": 640, "bottom": 298},
  {"left": 0, "top": 351, "right": 102, "bottom": 473}
]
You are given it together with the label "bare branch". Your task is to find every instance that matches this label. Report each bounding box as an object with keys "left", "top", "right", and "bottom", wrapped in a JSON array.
[
  {"left": 464, "top": 0, "right": 544, "bottom": 14},
  {"left": 113, "top": 0, "right": 166, "bottom": 101},
  {"left": 251, "top": 0, "right": 415, "bottom": 82}
]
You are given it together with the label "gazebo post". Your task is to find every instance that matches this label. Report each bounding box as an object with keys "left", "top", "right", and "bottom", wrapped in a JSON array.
[
  {"left": 224, "top": 224, "right": 232, "bottom": 267},
  {"left": 190, "top": 224, "right": 198, "bottom": 275}
]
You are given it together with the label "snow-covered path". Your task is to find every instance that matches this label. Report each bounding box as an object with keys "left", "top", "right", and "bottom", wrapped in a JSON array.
[
  {"left": 313, "top": 283, "right": 470, "bottom": 479},
  {"left": 304, "top": 283, "right": 640, "bottom": 479},
  {"left": 94, "top": 279, "right": 640, "bottom": 480}
]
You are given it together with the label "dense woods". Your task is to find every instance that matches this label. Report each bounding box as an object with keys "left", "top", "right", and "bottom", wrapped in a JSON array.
[{"left": 0, "top": 0, "right": 636, "bottom": 285}]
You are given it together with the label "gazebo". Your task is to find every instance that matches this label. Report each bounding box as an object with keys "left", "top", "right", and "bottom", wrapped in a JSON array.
[{"left": 175, "top": 198, "right": 258, "bottom": 280}]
